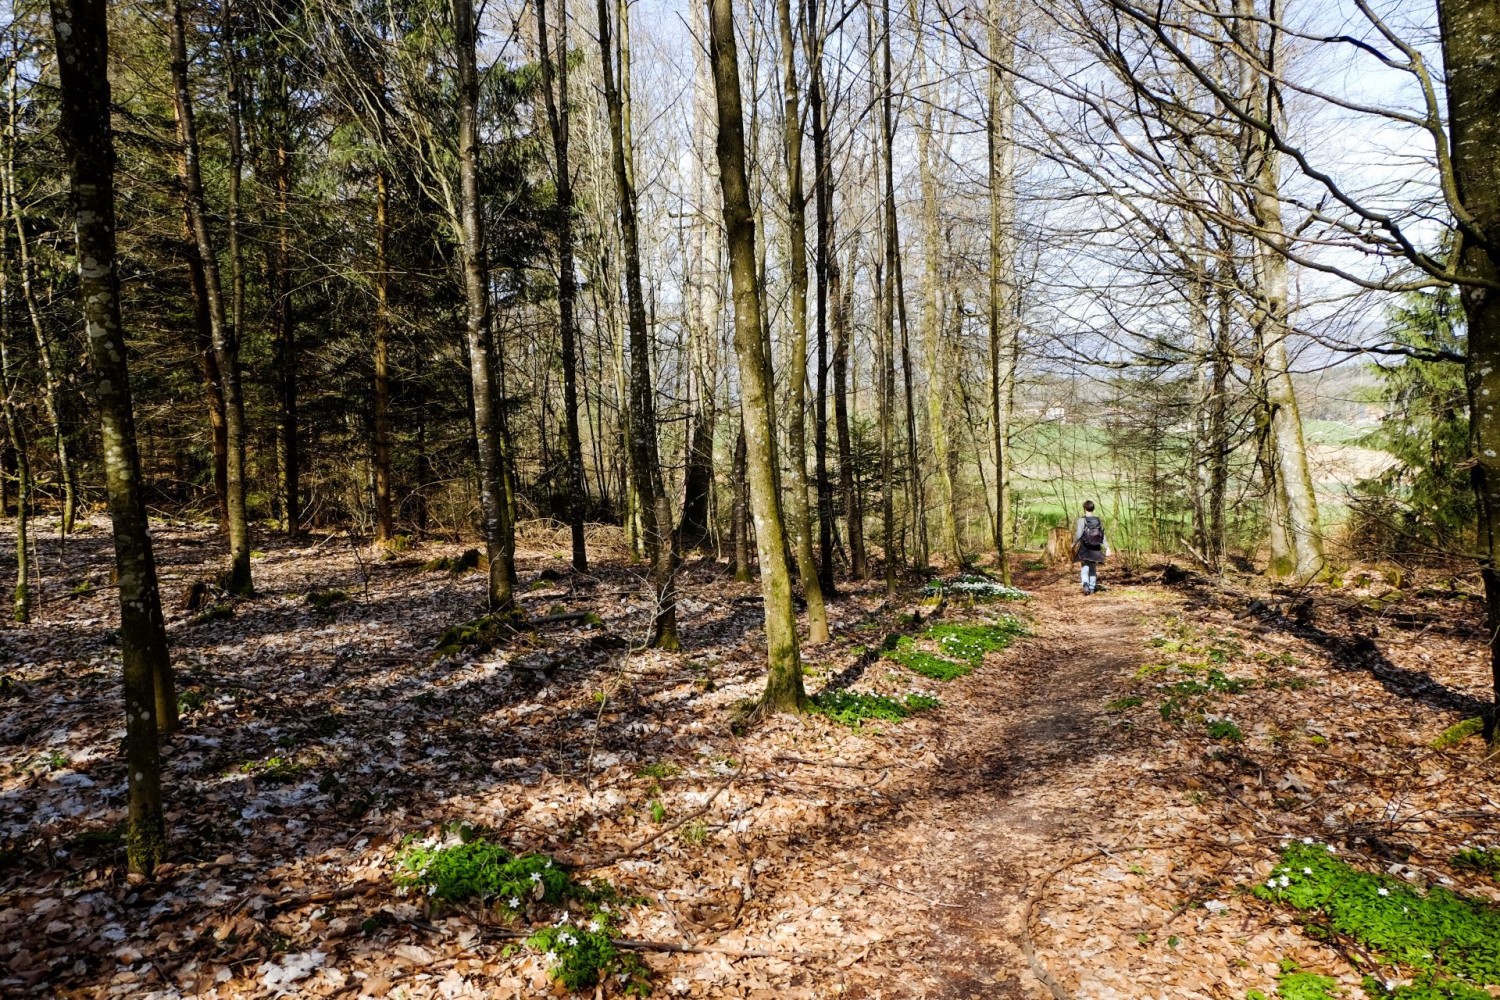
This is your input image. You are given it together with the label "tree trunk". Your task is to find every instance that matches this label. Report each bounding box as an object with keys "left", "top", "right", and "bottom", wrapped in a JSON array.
[
  {"left": 538, "top": 0, "right": 588, "bottom": 572},
  {"left": 373, "top": 167, "right": 394, "bottom": 543},
  {"left": 1233, "top": 0, "right": 1322, "bottom": 582},
  {"left": 878, "top": 0, "right": 900, "bottom": 592},
  {"left": 1437, "top": 0, "right": 1500, "bottom": 736},
  {"left": 0, "top": 255, "right": 31, "bottom": 623},
  {"left": 270, "top": 60, "right": 299, "bottom": 536},
  {"left": 731, "top": 420, "right": 752, "bottom": 581},
  {"left": 50, "top": 0, "right": 169, "bottom": 872},
  {"left": 598, "top": 0, "right": 680, "bottom": 647},
  {"left": 915, "top": 56, "right": 962, "bottom": 569},
  {"left": 776, "top": 0, "right": 829, "bottom": 641},
  {"left": 169, "top": 0, "right": 252, "bottom": 596},
  {"left": 5, "top": 61, "right": 74, "bottom": 536},
  {"left": 171, "top": 166, "right": 228, "bottom": 526},
  {"left": 453, "top": 0, "right": 518, "bottom": 614},
  {"left": 833, "top": 237, "right": 866, "bottom": 577},
  {"left": 708, "top": 0, "right": 806, "bottom": 711},
  {"left": 679, "top": 0, "right": 721, "bottom": 556},
  {"left": 987, "top": 0, "right": 1017, "bottom": 583},
  {"left": 806, "top": 0, "right": 837, "bottom": 593}
]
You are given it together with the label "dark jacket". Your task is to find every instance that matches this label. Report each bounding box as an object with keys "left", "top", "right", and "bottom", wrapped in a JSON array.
[{"left": 1073, "top": 515, "right": 1108, "bottom": 564}]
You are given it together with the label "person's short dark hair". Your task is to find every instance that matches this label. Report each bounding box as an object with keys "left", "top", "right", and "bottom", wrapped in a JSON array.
[{"left": 1083, "top": 500, "right": 1095, "bottom": 512}]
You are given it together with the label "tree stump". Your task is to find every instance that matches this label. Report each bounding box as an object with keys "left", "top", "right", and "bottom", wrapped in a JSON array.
[{"left": 1045, "top": 526, "right": 1074, "bottom": 566}]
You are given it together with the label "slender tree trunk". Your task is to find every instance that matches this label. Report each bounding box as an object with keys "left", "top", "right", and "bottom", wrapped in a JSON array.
[
  {"left": 776, "top": 0, "right": 829, "bottom": 641},
  {"left": 50, "top": 0, "right": 169, "bottom": 872},
  {"left": 915, "top": 63, "right": 961, "bottom": 568},
  {"left": 1207, "top": 271, "right": 1232, "bottom": 566},
  {"left": 538, "top": 0, "right": 588, "bottom": 572},
  {"left": 833, "top": 238, "right": 866, "bottom": 577},
  {"left": 1187, "top": 211, "right": 1213, "bottom": 562},
  {"left": 987, "top": 0, "right": 1017, "bottom": 583},
  {"left": 598, "top": 0, "right": 680, "bottom": 647},
  {"left": 453, "top": 0, "right": 517, "bottom": 614},
  {"left": 806, "top": 0, "right": 837, "bottom": 593},
  {"left": 896, "top": 231, "right": 924, "bottom": 571},
  {"left": 171, "top": 164, "right": 228, "bottom": 525},
  {"left": 708, "top": 0, "right": 806, "bottom": 711},
  {"left": 0, "top": 250, "right": 30, "bottom": 623},
  {"left": 731, "top": 420, "right": 752, "bottom": 581},
  {"left": 878, "top": 0, "right": 900, "bottom": 592},
  {"left": 169, "top": 0, "right": 252, "bottom": 596},
  {"left": 270, "top": 61, "right": 299, "bottom": 535},
  {"left": 1233, "top": 0, "right": 1322, "bottom": 581},
  {"left": 1437, "top": 0, "right": 1500, "bottom": 737},
  {"left": 680, "top": 2, "right": 721, "bottom": 555},
  {"left": 5, "top": 62, "right": 74, "bottom": 536},
  {"left": 373, "top": 167, "right": 394, "bottom": 543}
]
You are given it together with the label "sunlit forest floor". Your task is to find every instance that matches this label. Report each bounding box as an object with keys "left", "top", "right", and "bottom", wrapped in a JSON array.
[{"left": 2, "top": 519, "right": 1498, "bottom": 998}]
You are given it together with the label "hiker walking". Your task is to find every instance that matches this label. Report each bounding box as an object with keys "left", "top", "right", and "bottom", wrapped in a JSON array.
[{"left": 1073, "top": 500, "right": 1108, "bottom": 595}]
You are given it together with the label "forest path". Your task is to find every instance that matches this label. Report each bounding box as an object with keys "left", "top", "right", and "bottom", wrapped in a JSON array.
[{"left": 841, "top": 570, "right": 1158, "bottom": 999}]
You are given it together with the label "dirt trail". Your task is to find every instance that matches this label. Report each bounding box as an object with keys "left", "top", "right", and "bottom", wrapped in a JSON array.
[{"left": 840, "top": 573, "right": 1156, "bottom": 999}]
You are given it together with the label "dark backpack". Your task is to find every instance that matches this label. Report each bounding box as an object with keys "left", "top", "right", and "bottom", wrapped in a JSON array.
[{"left": 1081, "top": 516, "right": 1103, "bottom": 548}]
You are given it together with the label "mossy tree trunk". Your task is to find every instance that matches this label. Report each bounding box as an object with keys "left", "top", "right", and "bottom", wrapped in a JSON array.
[
  {"left": 1438, "top": 0, "right": 1500, "bottom": 738},
  {"left": 775, "top": 0, "right": 829, "bottom": 642},
  {"left": 987, "top": 0, "right": 1017, "bottom": 584},
  {"left": 915, "top": 48, "right": 962, "bottom": 569},
  {"left": 1233, "top": 0, "right": 1323, "bottom": 583},
  {"left": 707, "top": 0, "right": 806, "bottom": 712},
  {"left": 50, "top": 0, "right": 170, "bottom": 871}
]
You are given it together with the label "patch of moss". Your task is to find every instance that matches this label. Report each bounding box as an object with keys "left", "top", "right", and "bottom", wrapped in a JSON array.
[
  {"left": 421, "top": 549, "right": 484, "bottom": 574},
  {"left": 306, "top": 588, "right": 349, "bottom": 611},
  {"left": 1431, "top": 717, "right": 1485, "bottom": 750},
  {"left": 194, "top": 603, "right": 234, "bottom": 624},
  {"left": 433, "top": 611, "right": 519, "bottom": 659}
]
